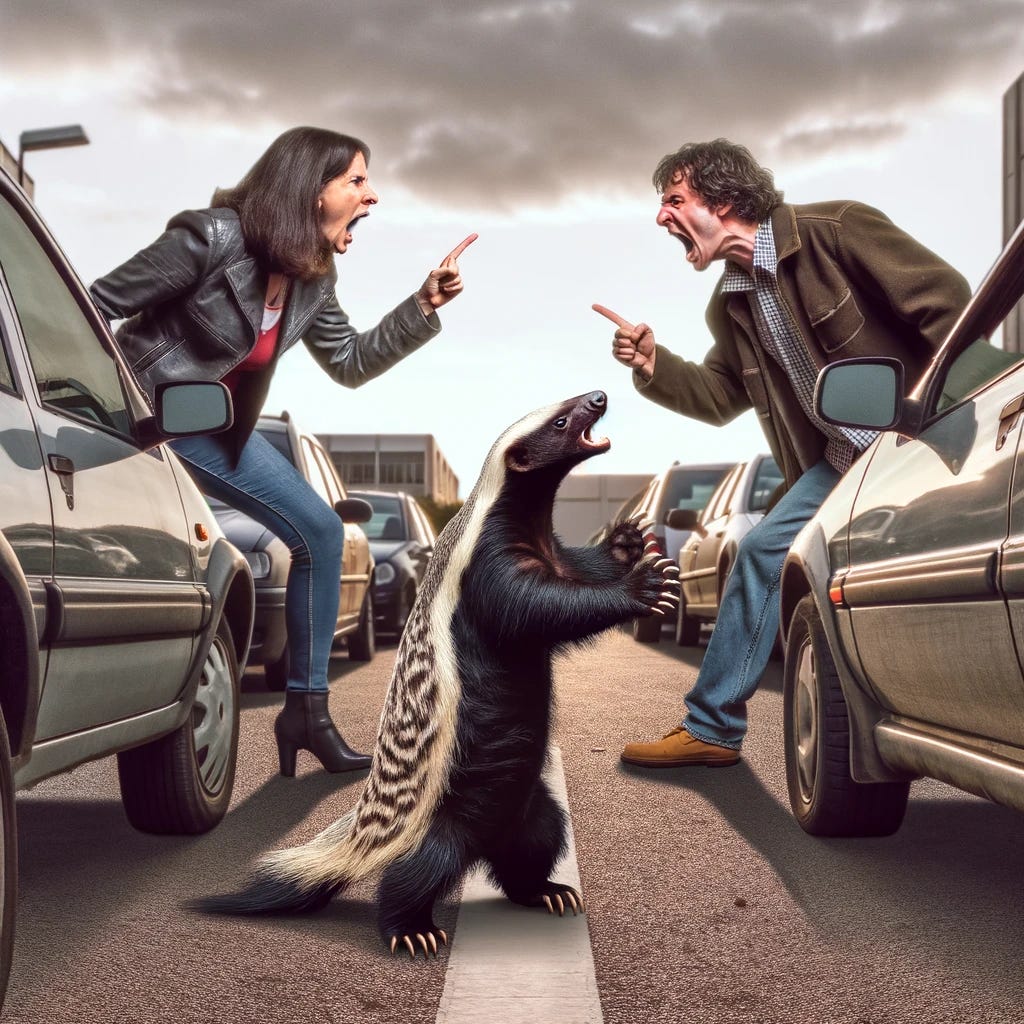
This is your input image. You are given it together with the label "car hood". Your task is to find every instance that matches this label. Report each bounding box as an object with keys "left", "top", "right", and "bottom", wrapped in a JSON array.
[
  {"left": 210, "top": 505, "right": 275, "bottom": 552},
  {"left": 368, "top": 540, "right": 407, "bottom": 562}
]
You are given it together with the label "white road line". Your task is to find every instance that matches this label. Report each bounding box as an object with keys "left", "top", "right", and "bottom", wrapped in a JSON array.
[{"left": 435, "top": 747, "right": 604, "bottom": 1024}]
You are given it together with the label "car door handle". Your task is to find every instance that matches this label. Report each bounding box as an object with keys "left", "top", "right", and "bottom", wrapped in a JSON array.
[
  {"left": 996, "top": 395, "right": 1024, "bottom": 451},
  {"left": 48, "top": 454, "right": 75, "bottom": 510}
]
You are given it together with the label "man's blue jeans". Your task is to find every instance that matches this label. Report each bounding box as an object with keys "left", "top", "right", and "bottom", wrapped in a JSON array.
[
  {"left": 682, "top": 459, "right": 841, "bottom": 749},
  {"left": 171, "top": 432, "right": 344, "bottom": 693}
]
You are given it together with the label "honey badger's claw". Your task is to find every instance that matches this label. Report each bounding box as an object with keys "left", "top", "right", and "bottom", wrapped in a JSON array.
[
  {"left": 543, "top": 895, "right": 555, "bottom": 914},
  {"left": 657, "top": 600, "right": 677, "bottom": 614},
  {"left": 427, "top": 932, "right": 438, "bottom": 956},
  {"left": 565, "top": 891, "right": 581, "bottom": 915},
  {"left": 390, "top": 936, "right": 398, "bottom": 955},
  {"left": 639, "top": 552, "right": 660, "bottom": 568},
  {"left": 439, "top": 929, "right": 449, "bottom": 946},
  {"left": 655, "top": 557, "right": 675, "bottom": 572},
  {"left": 639, "top": 517, "right": 656, "bottom": 532},
  {"left": 404, "top": 936, "right": 416, "bottom": 959},
  {"left": 554, "top": 894, "right": 565, "bottom": 916},
  {"left": 664, "top": 564, "right": 680, "bottom": 577}
]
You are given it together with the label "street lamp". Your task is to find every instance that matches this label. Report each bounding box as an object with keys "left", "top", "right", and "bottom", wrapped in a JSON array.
[{"left": 18, "top": 124, "right": 90, "bottom": 186}]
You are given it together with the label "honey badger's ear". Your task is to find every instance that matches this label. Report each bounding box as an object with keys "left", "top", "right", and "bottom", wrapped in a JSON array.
[{"left": 505, "top": 443, "right": 532, "bottom": 472}]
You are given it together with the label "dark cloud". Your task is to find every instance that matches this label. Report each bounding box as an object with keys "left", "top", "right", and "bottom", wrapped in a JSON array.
[{"left": 5, "top": 0, "right": 1023, "bottom": 206}]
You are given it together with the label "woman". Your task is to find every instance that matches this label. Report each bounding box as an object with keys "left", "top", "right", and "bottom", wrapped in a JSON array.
[{"left": 90, "top": 126, "right": 475, "bottom": 777}]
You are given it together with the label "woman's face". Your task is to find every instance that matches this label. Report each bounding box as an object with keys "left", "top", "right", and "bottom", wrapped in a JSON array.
[{"left": 318, "top": 152, "right": 378, "bottom": 255}]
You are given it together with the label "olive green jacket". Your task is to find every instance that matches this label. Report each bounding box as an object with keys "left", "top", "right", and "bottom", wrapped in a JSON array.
[{"left": 635, "top": 201, "right": 972, "bottom": 486}]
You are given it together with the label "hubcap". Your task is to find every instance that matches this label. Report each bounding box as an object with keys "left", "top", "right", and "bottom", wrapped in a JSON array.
[
  {"left": 192, "top": 636, "right": 234, "bottom": 796},
  {"left": 794, "top": 636, "right": 818, "bottom": 803}
]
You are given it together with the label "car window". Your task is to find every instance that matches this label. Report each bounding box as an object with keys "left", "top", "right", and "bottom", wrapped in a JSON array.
[
  {"left": 306, "top": 439, "right": 345, "bottom": 505},
  {"left": 411, "top": 500, "right": 436, "bottom": 545},
  {"left": 935, "top": 337, "right": 1024, "bottom": 414},
  {"left": 0, "top": 195, "right": 131, "bottom": 436},
  {"left": 749, "top": 457, "right": 783, "bottom": 512},
  {"left": 297, "top": 436, "right": 333, "bottom": 505},
  {"left": 705, "top": 464, "right": 742, "bottom": 522},
  {"left": 358, "top": 495, "right": 405, "bottom": 541},
  {"left": 0, "top": 329, "right": 15, "bottom": 393},
  {"left": 663, "top": 467, "right": 729, "bottom": 514}
]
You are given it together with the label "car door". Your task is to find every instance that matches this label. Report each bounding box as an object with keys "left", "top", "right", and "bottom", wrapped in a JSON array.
[
  {"left": 845, "top": 334, "right": 1024, "bottom": 747},
  {"left": 0, "top": 187, "right": 203, "bottom": 740}
]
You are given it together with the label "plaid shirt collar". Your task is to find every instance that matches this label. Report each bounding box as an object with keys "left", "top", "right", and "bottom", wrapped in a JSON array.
[{"left": 720, "top": 222, "right": 774, "bottom": 292}]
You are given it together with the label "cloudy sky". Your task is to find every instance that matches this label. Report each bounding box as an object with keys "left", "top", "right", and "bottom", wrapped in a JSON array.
[{"left": 3, "top": 0, "right": 1023, "bottom": 495}]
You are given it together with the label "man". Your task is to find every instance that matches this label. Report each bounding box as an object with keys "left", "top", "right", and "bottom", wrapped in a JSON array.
[{"left": 594, "top": 138, "right": 970, "bottom": 768}]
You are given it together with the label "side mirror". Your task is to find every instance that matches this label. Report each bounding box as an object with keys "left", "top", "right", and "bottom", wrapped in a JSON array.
[
  {"left": 156, "top": 381, "right": 233, "bottom": 435},
  {"left": 814, "top": 358, "right": 905, "bottom": 430},
  {"left": 335, "top": 498, "right": 374, "bottom": 524},
  {"left": 667, "top": 507, "right": 700, "bottom": 531},
  {"left": 137, "top": 381, "right": 233, "bottom": 448}
]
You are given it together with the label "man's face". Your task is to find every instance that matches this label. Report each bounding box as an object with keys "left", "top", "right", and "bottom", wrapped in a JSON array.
[{"left": 656, "top": 172, "right": 729, "bottom": 272}]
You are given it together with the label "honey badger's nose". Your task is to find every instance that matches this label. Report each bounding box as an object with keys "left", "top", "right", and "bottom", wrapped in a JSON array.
[{"left": 585, "top": 391, "right": 607, "bottom": 411}]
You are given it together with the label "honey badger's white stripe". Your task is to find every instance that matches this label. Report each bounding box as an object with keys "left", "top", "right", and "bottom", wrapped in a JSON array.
[{"left": 258, "top": 401, "right": 564, "bottom": 891}]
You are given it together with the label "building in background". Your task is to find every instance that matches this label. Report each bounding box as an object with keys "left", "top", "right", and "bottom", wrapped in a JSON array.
[
  {"left": 317, "top": 432, "right": 459, "bottom": 504},
  {"left": 553, "top": 472, "right": 653, "bottom": 546}
]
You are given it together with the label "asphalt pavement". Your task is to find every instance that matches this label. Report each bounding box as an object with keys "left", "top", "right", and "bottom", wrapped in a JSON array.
[{"left": 6, "top": 626, "right": 1024, "bottom": 1023}]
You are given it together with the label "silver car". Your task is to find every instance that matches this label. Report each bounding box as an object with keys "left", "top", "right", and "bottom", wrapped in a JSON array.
[
  {"left": 673, "top": 453, "right": 783, "bottom": 645},
  {"left": 0, "top": 169, "right": 254, "bottom": 1010},
  {"left": 779, "top": 218, "right": 1024, "bottom": 837}
]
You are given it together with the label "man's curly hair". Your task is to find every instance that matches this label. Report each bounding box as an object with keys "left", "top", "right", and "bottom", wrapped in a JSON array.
[{"left": 652, "top": 139, "right": 783, "bottom": 223}]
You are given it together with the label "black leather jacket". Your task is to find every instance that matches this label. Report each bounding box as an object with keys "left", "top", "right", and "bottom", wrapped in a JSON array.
[{"left": 89, "top": 207, "right": 440, "bottom": 459}]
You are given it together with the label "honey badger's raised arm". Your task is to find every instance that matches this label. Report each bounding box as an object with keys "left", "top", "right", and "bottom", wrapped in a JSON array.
[{"left": 465, "top": 520, "right": 678, "bottom": 647}]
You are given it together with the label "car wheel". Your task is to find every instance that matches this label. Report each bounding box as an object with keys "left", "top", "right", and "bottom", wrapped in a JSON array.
[
  {"left": 675, "top": 595, "right": 701, "bottom": 646},
  {"left": 783, "top": 595, "right": 909, "bottom": 837},
  {"left": 118, "top": 617, "right": 240, "bottom": 835},
  {"left": 264, "top": 645, "right": 289, "bottom": 692},
  {"left": 632, "top": 613, "right": 663, "bottom": 643},
  {"left": 348, "top": 590, "right": 376, "bottom": 662},
  {"left": 0, "top": 708, "right": 17, "bottom": 1015}
]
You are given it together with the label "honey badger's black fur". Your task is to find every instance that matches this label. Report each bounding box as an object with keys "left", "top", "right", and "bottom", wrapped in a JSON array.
[{"left": 195, "top": 391, "right": 679, "bottom": 956}]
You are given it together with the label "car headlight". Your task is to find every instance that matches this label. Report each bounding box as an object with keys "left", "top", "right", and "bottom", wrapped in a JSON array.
[
  {"left": 244, "top": 551, "right": 272, "bottom": 579},
  {"left": 375, "top": 562, "right": 396, "bottom": 585}
]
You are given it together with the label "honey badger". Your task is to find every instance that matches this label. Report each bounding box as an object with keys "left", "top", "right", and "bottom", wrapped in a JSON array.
[{"left": 196, "top": 390, "right": 679, "bottom": 956}]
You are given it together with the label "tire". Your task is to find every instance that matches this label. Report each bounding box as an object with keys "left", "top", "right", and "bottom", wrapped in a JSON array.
[
  {"left": 118, "top": 617, "right": 240, "bottom": 835},
  {"left": 783, "top": 595, "right": 909, "bottom": 837},
  {"left": 264, "top": 645, "right": 289, "bottom": 691},
  {"left": 0, "top": 708, "right": 17, "bottom": 1015},
  {"left": 348, "top": 590, "right": 376, "bottom": 662},
  {"left": 675, "top": 595, "right": 701, "bottom": 646},
  {"left": 632, "top": 613, "right": 662, "bottom": 643}
]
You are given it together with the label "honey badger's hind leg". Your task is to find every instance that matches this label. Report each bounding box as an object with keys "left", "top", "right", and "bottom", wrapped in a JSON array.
[
  {"left": 483, "top": 780, "right": 584, "bottom": 917},
  {"left": 377, "top": 819, "right": 468, "bottom": 959}
]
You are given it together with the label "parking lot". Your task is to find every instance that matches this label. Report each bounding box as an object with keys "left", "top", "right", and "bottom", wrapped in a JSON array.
[{"left": 7, "top": 630, "right": 1024, "bottom": 1024}]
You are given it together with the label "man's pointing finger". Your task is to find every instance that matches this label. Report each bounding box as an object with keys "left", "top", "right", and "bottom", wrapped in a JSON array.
[
  {"left": 442, "top": 233, "right": 479, "bottom": 266},
  {"left": 592, "top": 303, "right": 633, "bottom": 330}
]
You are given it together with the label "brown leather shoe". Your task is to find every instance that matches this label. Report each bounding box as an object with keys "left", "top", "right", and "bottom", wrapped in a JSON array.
[{"left": 621, "top": 726, "right": 740, "bottom": 768}]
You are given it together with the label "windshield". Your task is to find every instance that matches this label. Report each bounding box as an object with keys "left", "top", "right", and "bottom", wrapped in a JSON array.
[{"left": 663, "top": 467, "right": 729, "bottom": 513}]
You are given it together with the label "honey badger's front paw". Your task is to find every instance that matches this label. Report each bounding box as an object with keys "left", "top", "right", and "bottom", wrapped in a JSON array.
[
  {"left": 605, "top": 515, "right": 648, "bottom": 565},
  {"left": 518, "top": 881, "right": 584, "bottom": 917},
  {"left": 627, "top": 551, "right": 680, "bottom": 618}
]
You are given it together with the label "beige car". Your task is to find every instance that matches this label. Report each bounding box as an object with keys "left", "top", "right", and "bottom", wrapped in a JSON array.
[{"left": 208, "top": 412, "right": 375, "bottom": 689}]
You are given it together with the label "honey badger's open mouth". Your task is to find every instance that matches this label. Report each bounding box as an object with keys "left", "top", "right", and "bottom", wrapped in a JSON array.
[{"left": 579, "top": 403, "right": 610, "bottom": 452}]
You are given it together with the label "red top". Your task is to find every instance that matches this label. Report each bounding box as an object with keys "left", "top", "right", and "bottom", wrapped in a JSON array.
[{"left": 223, "top": 276, "right": 288, "bottom": 393}]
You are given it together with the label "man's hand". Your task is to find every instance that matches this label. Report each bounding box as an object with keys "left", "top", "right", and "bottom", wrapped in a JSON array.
[
  {"left": 417, "top": 234, "right": 478, "bottom": 316},
  {"left": 592, "top": 303, "right": 656, "bottom": 381}
]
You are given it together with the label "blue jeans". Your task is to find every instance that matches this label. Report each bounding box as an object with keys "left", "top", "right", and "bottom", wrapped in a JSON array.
[
  {"left": 682, "top": 459, "right": 841, "bottom": 749},
  {"left": 171, "top": 432, "right": 344, "bottom": 693}
]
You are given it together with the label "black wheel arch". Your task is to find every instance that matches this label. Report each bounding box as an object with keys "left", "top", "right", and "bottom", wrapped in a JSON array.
[{"left": 0, "top": 532, "right": 40, "bottom": 765}]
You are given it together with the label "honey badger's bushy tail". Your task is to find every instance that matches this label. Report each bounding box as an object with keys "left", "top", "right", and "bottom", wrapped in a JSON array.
[{"left": 192, "top": 810, "right": 364, "bottom": 915}]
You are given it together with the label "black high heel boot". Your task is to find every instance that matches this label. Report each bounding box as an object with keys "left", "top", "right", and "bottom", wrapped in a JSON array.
[{"left": 274, "top": 691, "right": 372, "bottom": 777}]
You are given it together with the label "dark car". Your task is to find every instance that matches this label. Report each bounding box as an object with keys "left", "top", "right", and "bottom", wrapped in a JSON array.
[
  {"left": 779, "top": 217, "right": 1024, "bottom": 838},
  {"left": 349, "top": 489, "right": 436, "bottom": 637},
  {"left": 630, "top": 461, "right": 733, "bottom": 641},
  {"left": 0, "top": 168, "right": 254, "bottom": 1010},
  {"left": 673, "top": 453, "right": 783, "bottom": 645},
  {"left": 207, "top": 413, "right": 376, "bottom": 690}
]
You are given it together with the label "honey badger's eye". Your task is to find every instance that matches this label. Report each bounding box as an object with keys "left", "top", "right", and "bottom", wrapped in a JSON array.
[{"left": 553, "top": 416, "right": 568, "bottom": 429}]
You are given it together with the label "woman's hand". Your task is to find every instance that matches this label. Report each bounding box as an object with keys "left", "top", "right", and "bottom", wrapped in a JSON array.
[
  {"left": 592, "top": 303, "right": 657, "bottom": 381},
  {"left": 416, "top": 234, "right": 478, "bottom": 316}
]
